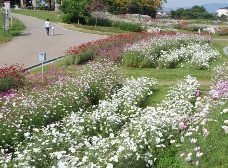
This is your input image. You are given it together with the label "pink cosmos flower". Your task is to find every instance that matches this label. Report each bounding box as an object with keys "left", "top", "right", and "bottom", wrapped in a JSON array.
[
  {"left": 179, "top": 122, "right": 187, "bottom": 130},
  {"left": 180, "top": 153, "right": 185, "bottom": 157},
  {"left": 194, "top": 146, "right": 200, "bottom": 151},
  {"left": 196, "top": 91, "right": 200, "bottom": 97},
  {"left": 196, "top": 160, "right": 199, "bottom": 166}
]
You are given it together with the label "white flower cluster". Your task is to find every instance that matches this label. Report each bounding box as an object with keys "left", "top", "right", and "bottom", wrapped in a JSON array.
[
  {"left": 0, "top": 61, "right": 121, "bottom": 153},
  {"left": 0, "top": 75, "right": 201, "bottom": 167},
  {"left": 178, "top": 64, "right": 228, "bottom": 165},
  {"left": 159, "top": 43, "right": 220, "bottom": 69},
  {"left": 123, "top": 33, "right": 216, "bottom": 69},
  {"left": 211, "top": 62, "right": 228, "bottom": 85}
]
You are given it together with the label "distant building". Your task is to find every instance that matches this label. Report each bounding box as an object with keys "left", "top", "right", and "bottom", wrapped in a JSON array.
[
  {"left": 156, "top": 11, "right": 169, "bottom": 18},
  {"left": 216, "top": 7, "right": 228, "bottom": 17}
]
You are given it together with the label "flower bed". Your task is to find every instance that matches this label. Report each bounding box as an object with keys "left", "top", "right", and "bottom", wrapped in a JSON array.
[
  {"left": 0, "top": 32, "right": 227, "bottom": 167},
  {"left": 123, "top": 33, "right": 219, "bottom": 69},
  {"left": 0, "top": 75, "right": 201, "bottom": 167},
  {"left": 0, "top": 61, "right": 121, "bottom": 151}
]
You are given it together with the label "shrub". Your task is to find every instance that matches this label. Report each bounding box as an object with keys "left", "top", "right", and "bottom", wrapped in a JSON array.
[
  {"left": 76, "top": 48, "right": 95, "bottom": 64},
  {"left": 62, "top": 14, "right": 86, "bottom": 24},
  {"left": 123, "top": 51, "right": 152, "bottom": 68},
  {"left": 62, "top": 14, "right": 77, "bottom": 24},
  {"left": 186, "top": 26, "right": 200, "bottom": 32},
  {"left": 113, "top": 21, "right": 143, "bottom": 32},
  {"left": 86, "top": 16, "right": 112, "bottom": 27},
  {"left": 0, "top": 64, "right": 27, "bottom": 93}
]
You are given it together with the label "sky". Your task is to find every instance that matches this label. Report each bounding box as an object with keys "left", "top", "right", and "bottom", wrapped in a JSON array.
[{"left": 163, "top": 0, "right": 228, "bottom": 8}]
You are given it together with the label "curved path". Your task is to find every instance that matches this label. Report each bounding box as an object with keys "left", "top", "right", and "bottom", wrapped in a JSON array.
[{"left": 0, "top": 13, "right": 107, "bottom": 68}]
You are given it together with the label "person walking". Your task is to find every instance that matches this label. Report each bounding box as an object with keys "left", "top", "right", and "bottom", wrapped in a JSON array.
[{"left": 44, "top": 19, "right": 50, "bottom": 35}]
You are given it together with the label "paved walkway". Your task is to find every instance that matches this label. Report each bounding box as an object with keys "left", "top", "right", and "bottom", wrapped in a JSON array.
[{"left": 0, "top": 13, "right": 107, "bottom": 68}]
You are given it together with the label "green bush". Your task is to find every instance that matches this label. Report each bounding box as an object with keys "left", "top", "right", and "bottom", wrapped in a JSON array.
[
  {"left": 76, "top": 49, "right": 95, "bottom": 64},
  {"left": 62, "top": 14, "right": 86, "bottom": 24},
  {"left": 113, "top": 21, "right": 143, "bottom": 32},
  {"left": 187, "top": 26, "right": 200, "bottom": 32},
  {"left": 0, "top": 64, "right": 27, "bottom": 93},
  {"left": 0, "top": 76, "right": 15, "bottom": 92},
  {"left": 123, "top": 51, "right": 151, "bottom": 68},
  {"left": 62, "top": 14, "right": 76, "bottom": 24},
  {"left": 86, "top": 17, "right": 112, "bottom": 27}
]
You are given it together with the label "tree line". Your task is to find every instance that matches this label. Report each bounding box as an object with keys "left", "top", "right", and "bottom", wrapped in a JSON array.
[
  {"left": 60, "top": 0, "right": 167, "bottom": 23},
  {"left": 170, "top": 5, "right": 214, "bottom": 20}
]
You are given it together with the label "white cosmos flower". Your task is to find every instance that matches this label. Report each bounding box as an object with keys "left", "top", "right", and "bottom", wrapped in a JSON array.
[
  {"left": 196, "top": 152, "right": 203, "bottom": 157},
  {"left": 222, "top": 126, "right": 228, "bottom": 134},
  {"left": 24, "top": 132, "right": 30, "bottom": 137},
  {"left": 170, "top": 140, "right": 176, "bottom": 144},
  {"left": 106, "top": 163, "right": 113, "bottom": 168},
  {"left": 190, "top": 138, "right": 197, "bottom": 143}
]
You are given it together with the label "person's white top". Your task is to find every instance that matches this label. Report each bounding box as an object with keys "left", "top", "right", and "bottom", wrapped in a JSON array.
[{"left": 44, "top": 21, "right": 50, "bottom": 27}]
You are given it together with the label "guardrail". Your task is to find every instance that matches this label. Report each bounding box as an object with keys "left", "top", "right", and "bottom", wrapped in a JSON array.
[{"left": 25, "top": 55, "right": 64, "bottom": 71}]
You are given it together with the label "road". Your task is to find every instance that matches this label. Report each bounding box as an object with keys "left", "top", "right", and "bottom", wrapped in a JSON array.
[{"left": 0, "top": 13, "right": 107, "bottom": 68}]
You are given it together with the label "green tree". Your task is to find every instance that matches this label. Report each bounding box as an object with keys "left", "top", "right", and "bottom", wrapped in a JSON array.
[
  {"left": 87, "top": 0, "right": 107, "bottom": 26},
  {"left": 219, "top": 14, "right": 228, "bottom": 21},
  {"left": 60, "top": 0, "right": 89, "bottom": 24},
  {"left": 170, "top": 5, "right": 214, "bottom": 20},
  {"left": 114, "top": 0, "right": 132, "bottom": 13},
  {"left": 170, "top": 8, "right": 185, "bottom": 19},
  {"left": 105, "top": 0, "right": 167, "bottom": 17},
  {"left": 136, "top": 0, "right": 167, "bottom": 17}
]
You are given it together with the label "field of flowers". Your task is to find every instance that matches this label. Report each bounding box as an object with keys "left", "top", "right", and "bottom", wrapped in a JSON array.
[
  {"left": 0, "top": 32, "right": 227, "bottom": 167},
  {"left": 123, "top": 33, "right": 219, "bottom": 69},
  {"left": 66, "top": 32, "right": 220, "bottom": 71}
]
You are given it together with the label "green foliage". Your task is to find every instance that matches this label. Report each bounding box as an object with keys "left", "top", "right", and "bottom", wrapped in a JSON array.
[
  {"left": 62, "top": 13, "right": 78, "bottom": 23},
  {"left": 0, "top": 64, "right": 27, "bottom": 93},
  {"left": 119, "top": 22, "right": 143, "bottom": 32},
  {"left": 85, "top": 17, "right": 143, "bottom": 32},
  {"left": 170, "top": 5, "right": 214, "bottom": 20},
  {"left": 62, "top": 14, "right": 87, "bottom": 24},
  {"left": 113, "top": 21, "right": 143, "bottom": 32},
  {"left": 174, "top": 24, "right": 202, "bottom": 32},
  {"left": 114, "top": 156, "right": 148, "bottom": 168},
  {"left": 123, "top": 51, "right": 152, "bottom": 68},
  {"left": 0, "top": 76, "right": 16, "bottom": 92},
  {"left": 86, "top": 16, "right": 112, "bottom": 27},
  {"left": 76, "top": 48, "right": 95, "bottom": 64},
  {"left": 154, "top": 146, "right": 181, "bottom": 168},
  {"left": 60, "top": 0, "right": 90, "bottom": 24},
  {"left": 186, "top": 26, "right": 200, "bottom": 32},
  {"left": 105, "top": 0, "right": 163, "bottom": 17},
  {"left": 0, "top": 16, "right": 25, "bottom": 44}
]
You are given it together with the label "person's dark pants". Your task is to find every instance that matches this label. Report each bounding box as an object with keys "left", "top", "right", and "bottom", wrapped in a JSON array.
[{"left": 45, "top": 27, "right": 49, "bottom": 35}]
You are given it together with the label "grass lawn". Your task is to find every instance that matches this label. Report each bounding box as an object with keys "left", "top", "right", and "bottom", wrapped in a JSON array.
[
  {"left": 0, "top": 12, "right": 25, "bottom": 44},
  {"left": 11, "top": 9, "right": 63, "bottom": 22},
  {"left": 11, "top": 9, "right": 129, "bottom": 35}
]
